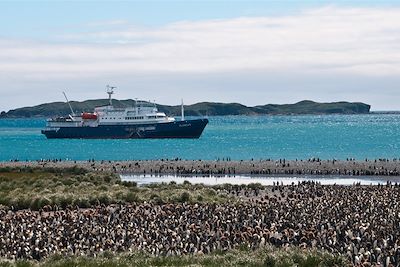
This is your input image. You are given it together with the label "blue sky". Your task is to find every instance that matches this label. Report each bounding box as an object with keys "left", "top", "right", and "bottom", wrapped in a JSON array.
[
  {"left": 2, "top": 1, "right": 399, "bottom": 37},
  {"left": 1, "top": 0, "right": 400, "bottom": 111}
]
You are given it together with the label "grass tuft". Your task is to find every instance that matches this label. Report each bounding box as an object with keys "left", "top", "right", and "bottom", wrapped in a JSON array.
[
  {"left": 0, "top": 168, "right": 233, "bottom": 211},
  {"left": 0, "top": 246, "right": 347, "bottom": 267}
]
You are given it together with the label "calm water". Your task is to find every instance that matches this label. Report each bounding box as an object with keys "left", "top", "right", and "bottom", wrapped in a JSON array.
[
  {"left": 120, "top": 174, "right": 399, "bottom": 186},
  {"left": 0, "top": 114, "right": 400, "bottom": 161}
]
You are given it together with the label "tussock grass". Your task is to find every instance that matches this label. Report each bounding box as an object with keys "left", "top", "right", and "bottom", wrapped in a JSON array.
[
  {"left": 0, "top": 167, "right": 231, "bottom": 210},
  {"left": 0, "top": 247, "right": 347, "bottom": 267}
]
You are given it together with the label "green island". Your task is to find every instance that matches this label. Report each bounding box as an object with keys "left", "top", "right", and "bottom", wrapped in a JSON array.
[{"left": 0, "top": 100, "right": 370, "bottom": 118}]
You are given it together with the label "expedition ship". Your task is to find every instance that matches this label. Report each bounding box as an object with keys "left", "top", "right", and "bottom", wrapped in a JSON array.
[{"left": 41, "top": 86, "right": 208, "bottom": 139}]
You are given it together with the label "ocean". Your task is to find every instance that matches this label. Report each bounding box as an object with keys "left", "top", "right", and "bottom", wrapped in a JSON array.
[
  {"left": 120, "top": 174, "right": 400, "bottom": 186},
  {"left": 0, "top": 114, "right": 399, "bottom": 161}
]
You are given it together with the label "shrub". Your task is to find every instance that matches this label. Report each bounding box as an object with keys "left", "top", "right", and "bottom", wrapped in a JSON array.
[
  {"left": 298, "top": 255, "right": 321, "bottom": 267},
  {"left": 74, "top": 198, "right": 90, "bottom": 208},
  {"left": 38, "top": 198, "right": 51, "bottom": 209},
  {"left": 149, "top": 193, "right": 164, "bottom": 205},
  {"left": 0, "top": 196, "right": 11, "bottom": 206},
  {"left": 124, "top": 192, "right": 139, "bottom": 203},
  {"left": 0, "top": 167, "right": 11, "bottom": 173},
  {"left": 13, "top": 260, "right": 32, "bottom": 267},
  {"left": 247, "top": 183, "right": 264, "bottom": 190},
  {"left": 66, "top": 166, "right": 87, "bottom": 175},
  {"left": 263, "top": 255, "right": 276, "bottom": 267},
  {"left": 99, "top": 185, "right": 108, "bottom": 191},
  {"left": 104, "top": 175, "right": 112, "bottom": 183},
  {"left": 30, "top": 198, "right": 41, "bottom": 210},
  {"left": 62, "top": 179, "right": 75, "bottom": 186},
  {"left": 57, "top": 196, "right": 74, "bottom": 209},
  {"left": 122, "top": 181, "right": 137, "bottom": 187},
  {"left": 11, "top": 197, "right": 30, "bottom": 210},
  {"left": 98, "top": 194, "right": 110, "bottom": 205},
  {"left": 205, "top": 188, "right": 216, "bottom": 196},
  {"left": 89, "top": 197, "right": 100, "bottom": 206},
  {"left": 179, "top": 191, "right": 190, "bottom": 203}
]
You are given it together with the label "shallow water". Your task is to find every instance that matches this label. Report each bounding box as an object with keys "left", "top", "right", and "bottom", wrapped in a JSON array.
[
  {"left": 120, "top": 174, "right": 399, "bottom": 186},
  {"left": 1, "top": 114, "right": 400, "bottom": 161}
]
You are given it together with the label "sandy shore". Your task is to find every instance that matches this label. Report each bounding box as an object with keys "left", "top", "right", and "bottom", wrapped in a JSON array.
[{"left": 1, "top": 158, "right": 400, "bottom": 176}]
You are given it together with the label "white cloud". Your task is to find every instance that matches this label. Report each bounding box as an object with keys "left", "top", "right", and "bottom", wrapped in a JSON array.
[
  {"left": 1, "top": 6, "right": 400, "bottom": 77},
  {"left": 1, "top": 6, "right": 400, "bottom": 111}
]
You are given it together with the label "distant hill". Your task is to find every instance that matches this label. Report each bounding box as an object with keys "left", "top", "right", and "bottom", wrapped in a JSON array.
[
  {"left": 0, "top": 99, "right": 371, "bottom": 118},
  {"left": 252, "top": 100, "right": 371, "bottom": 115}
]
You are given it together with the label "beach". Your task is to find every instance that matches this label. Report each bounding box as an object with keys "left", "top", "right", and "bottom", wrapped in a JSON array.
[{"left": 2, "top": 158, "right": 400, "bottom": 177}]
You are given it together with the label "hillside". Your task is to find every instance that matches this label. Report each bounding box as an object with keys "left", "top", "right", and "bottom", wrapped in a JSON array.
[
  {"left": 0, "top": 99, "right": 371, "bottom": 118},
  {"left": 252, "top": 100, "right": 371, "bottom": 115}
]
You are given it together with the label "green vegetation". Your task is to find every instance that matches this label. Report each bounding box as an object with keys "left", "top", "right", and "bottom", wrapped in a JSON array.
[
  {"left": 0, "top": 246, "right": 347, "bottom": 267},
  {"left": 252, "top": 100, "right": 370, "bottom": 115},
  {"left": 0, "top": 99, "right": 370, "bottom": 118},
  {"left": 0, "top": 167, "right": 231, "bottom": 210}
]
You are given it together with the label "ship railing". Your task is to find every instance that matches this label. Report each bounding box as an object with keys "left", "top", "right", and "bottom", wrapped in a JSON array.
[{"left": 46, "top": 121, "right": 81, "bottom": 127}]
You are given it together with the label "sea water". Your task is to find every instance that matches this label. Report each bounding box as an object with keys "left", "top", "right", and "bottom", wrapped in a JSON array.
[
  {"left": 120, "top": 174, "right": 400, "bottom": 186},
  {"left": 1, "top": 114, "right": 400, "bottom": 161}
]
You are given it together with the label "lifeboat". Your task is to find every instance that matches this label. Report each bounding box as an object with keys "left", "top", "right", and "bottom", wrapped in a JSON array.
[{"left": 81, "top": 112, "right": 98, "bottom": 120}]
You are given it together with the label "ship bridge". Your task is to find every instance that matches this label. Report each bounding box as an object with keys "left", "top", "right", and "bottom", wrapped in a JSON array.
[{"left": 94, "top": 91, "right": 175, "bottom": 125}]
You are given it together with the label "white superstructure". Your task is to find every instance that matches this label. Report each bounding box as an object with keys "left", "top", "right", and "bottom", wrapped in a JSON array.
[
  {"left": 46, "top": 86, "right": 176, "bottom": 128},
  {"left": 94, "top": 101, "right": 175, "bottom": 125}
]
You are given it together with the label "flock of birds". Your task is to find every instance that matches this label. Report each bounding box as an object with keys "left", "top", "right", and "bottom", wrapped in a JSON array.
[
  {"left": 1, "top": 182, "right": 400, "bottom": 266},
  {"left": 6, "top": 158, "right": 400, "bottom": 177},
  {"left": 103, "top": 158, "right": 400, "bottom": 177}
]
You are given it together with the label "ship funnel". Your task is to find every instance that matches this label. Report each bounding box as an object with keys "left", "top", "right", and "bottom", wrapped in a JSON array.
[{"left": 181, "top": 99, "right": 185, "bottom": 121}]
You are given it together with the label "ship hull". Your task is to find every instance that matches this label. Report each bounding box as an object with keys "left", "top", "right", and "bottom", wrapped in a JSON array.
[{"left": 41, "top": 119, "right": 208, "bottom": 139}]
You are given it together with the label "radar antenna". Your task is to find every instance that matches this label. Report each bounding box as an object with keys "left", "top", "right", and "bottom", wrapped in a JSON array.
[
  {"left": 63, "top": 91, "right": 75, "bottom": 116},
  {"left": 106, "top": 85, "right": 116, "bottom": 106}
]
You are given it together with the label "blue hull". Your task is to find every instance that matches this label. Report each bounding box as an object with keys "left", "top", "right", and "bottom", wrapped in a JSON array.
[{"left": 41, "top": 119, "right": 208, "bottom": 139}]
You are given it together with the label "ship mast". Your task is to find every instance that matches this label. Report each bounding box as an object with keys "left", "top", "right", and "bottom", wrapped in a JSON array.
[
  {"left": 106, "top": 85, "right": 116, "bottom": 106},
  {"left": 181, "top": 99, "right": 185, "bottom": 121},
  {"left": 62, "top": 91, "right": 75, "bottom": 116}
]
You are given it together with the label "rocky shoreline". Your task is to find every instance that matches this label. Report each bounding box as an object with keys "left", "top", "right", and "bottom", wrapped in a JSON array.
[{"left": 2, "top": 158, "right": 400, "bottom": 177}]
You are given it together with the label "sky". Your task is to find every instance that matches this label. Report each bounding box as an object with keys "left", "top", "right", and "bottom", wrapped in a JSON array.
[{"left": 1, "top": 0, "right": 400, "bottom": 112}]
